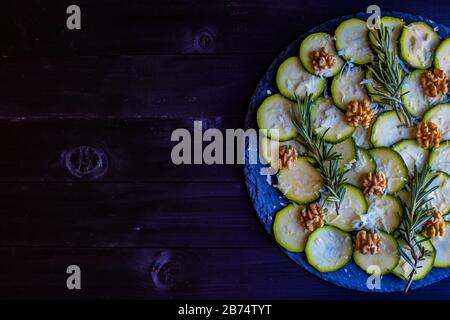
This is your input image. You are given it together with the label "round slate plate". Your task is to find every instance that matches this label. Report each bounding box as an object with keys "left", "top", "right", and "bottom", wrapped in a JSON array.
[{"left": 244, "top": 11, "right": 450, "bottom": 292}]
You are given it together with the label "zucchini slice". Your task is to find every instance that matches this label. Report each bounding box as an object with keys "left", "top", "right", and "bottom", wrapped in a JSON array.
[
  {"left": 277, "top": 157, "right": 323, "bottom": 204},
  {"left": 369, "top": 17, "right": 405, "bottom": 52},
  {"left": 331, "top": 66, "right": 369, "bottom": 110},
  {"left": 369, "top": 148, "right": 408, "bottom": 193},
  {"left": 371, "top": 111, "right": 415, "bottom": 147},
  {"left": 364, "top": 69, "right": 384, "bottom": 104},
  {"left": 299, "top": 32, "right": 344, "bottom": 77},
  {"left": 393, "top": 139, "right": 429, "bottom": 176},
  {"left": 310, "top": 97, "right": 355, "bottom": 143},
  {"left": 399, "top": 21, "right": 440, "bottom": 69},
  {"left": 360, "top": 194, "right": 403, "bottom": 233},
  {"left": 423, "top": 104, "right": 450, "bottom": 141},
  {"left": 353, "top": 124, "right": 373, "bottom": 149},
  {"left": 333, "top": 137, "right": 356, "bottom": 170},
  {"left": 429, "top": 222, "right": 450, "bottom": 268},
  {"left": 335, "top": 18, "right": 374, "bottom": 64},
  {"left": 429, "top": 140, "right": 450, "bottom": 174},
  {"left": 435, "top": 38, "right": 450, "bottom": 76},
  {"left": 353, "top": 231, "right": 400, "bottom": 275},
  {"left": 260, "top": 136, "right": 305, "bottom": 170},
  {"left": 344, "top": 148, "right": 376, "bottom": 188},
  {"left": 276, "top": 57, "right": 326, "bottom": 100},
  {"left": 393, "top": 237, "right": 435, "bottom": 281},
  {"left": 305, "top": 226, "right": 352, "bottom": 272},
  {"left": 273, "top": 204, "right": 310, "bottom": 252},
  {"left": 257, "top": 94, "right": 297, "bottom": 141},
  {"left": 429, "top": 171, "right": 450, "bottom": 215},
  {"left": 401, "top": 70, "right": 446, "bottom": 118},
  {"left": 321, "top": 184, "right": 368, "bottom": 232}
]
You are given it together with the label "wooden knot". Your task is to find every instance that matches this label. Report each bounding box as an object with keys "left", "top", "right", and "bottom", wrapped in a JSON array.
[
  {"left": 193, "top": 28, "right": 216, "bottom": 53},
  {"left": 63, "top": 145, "right": 108, "bottom": 179}
]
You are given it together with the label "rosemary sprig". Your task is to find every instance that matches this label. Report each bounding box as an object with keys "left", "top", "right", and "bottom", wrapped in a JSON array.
[
  {"left": 290, "top": 94, "right": 347, "bottom": 213},
  {"left": 397, "top": 164, "right": 438, "bottom": 292},
  {"left": 368, "top": 24, "right": 412, "bottom": 126}
]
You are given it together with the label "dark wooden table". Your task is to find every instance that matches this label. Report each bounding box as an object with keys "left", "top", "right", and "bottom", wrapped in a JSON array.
[{"left": 0, "top": 0, "right": 449, "bottom": 299}]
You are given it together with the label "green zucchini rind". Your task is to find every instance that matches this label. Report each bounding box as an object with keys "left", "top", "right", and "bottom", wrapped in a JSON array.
[
  {"left": 423, "top": 104, "right": 450, "bottom": 141},
  {"left": 353, "top": 231, "right": 400, "bottom": 275},
  {"left": 371, "top": 110, "right": 415, "bottom": 147},
  {"left": 399, "top": 21, "right": 440, "bottom": 69},
  {"left": 331, "top": 66, "right": 369, "bottom": 110},
  {"left": 344, "top": 147, "right": 376, "bottom": 189},
  {"left": 393, "top": 139, "right": 429, "bottom": 176},
  {"left": 257, "top": 94, "right": 297, "bottom": 141},
  {"left": 435, "top": 38, "right": 450, "bottom": 76},
  {"left": 305, "top": 226, "right": 353, "bottom": 272},
  {"left": 428, "top": 171, "right": 450, "bottom": 216},
  {"left": 300, "top": 32, "right": 344, "bottom": 77},
  {"left": 321, "top": 184, "right": 368, "bottom": 232},
  {"left": 429, "top": 140, "right": 450, "bottom": 175},
  {"left": 335, "top": 18, "right": 374, "bottom": 64},
  {"left": 310, "top": 97, "right": 356, "bottom": 143},
  {"left": 392, "top": 237, "right": 435, "bottom": 281},
  {"left": 277, "top": 157, "right": 323, "bottom": 204},
  {"left": 369, "top": 147, "right": 409, "bottom": 193},
  {"left": 273, "top": 204, "right": 310, "bottom": 252},
  {"left": 360, "top": 194, "right": 403, "bottom": 234},
  {"left": 429, "top": 222, "right": 450, "bottom": 268},
  {"left": 276, "top": 57, "right": 326, "bottom": 101},
  {"left": 400, "top": 70, "right": 446, "bottom": 118}
]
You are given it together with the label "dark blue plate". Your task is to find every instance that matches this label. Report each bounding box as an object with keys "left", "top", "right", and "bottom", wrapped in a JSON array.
[{"left": 244, "top": 11, "right": 450, "bottom": 292}]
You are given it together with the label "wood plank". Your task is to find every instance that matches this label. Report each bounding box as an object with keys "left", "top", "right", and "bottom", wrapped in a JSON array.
[
  {"left": 2, "top": 0, "right": 449, "bottom": 56},
  {"left": 1, "top": 246, "right": 450, "bottom": 299},
  {"left": 0, "top": 118, "right": 249, "bottom": 182},
  {"left": 0, "top": 182, "right": 273, "bottom": 247},
  {"left": 0, "top": 54, "right": 271, "bottom": 118}
]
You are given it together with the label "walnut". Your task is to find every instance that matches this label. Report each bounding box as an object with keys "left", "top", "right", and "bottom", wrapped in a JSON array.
[
  {"left": 310, "top": 47, "right": 336, "bottom": 71},
  {"left": 424, "top": 210, "right": 446, "bottom": 238},
  {"left": 416, "top": 121, "right": 442, "bottom": 149},
  {"left": 299, "top": 203, "right": 324, "bottom": 232},
  {"left": 420, "top": 68, "right": 449, "bottom": 97},
  {"left": 355, "top": 230, "right": 382, "bottom": 255},
  {"left": 279, "top": 145, "right": 297, "bottom": 168},
  {"left": 345, "top": 99, "right": 374, "bottom": 128},
  {"left": 363, "top": 172, "right": 387, "bottom": 196}
]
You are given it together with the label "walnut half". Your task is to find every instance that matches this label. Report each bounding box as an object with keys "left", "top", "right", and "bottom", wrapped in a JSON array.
[
  {"left": 355, "top": 230, "right": 382, "bottom": 255},
  {"left": 424, "top": 210, "right": 446, "bottom": 238},
  {"left": 299, "top": 203, "right": 324, "bottom": 232},
  {"left": 310, "top": 47, "right": 336, "bottom": 72},
  {"left": 362, "top": 172, "right": 387, "bottom": 196},
  {"left": 345, "top": 99, "right": 374, "bottom": 128},
  {"left": 420, "top": 68, "right": 449, "bottom": 97},
  {"left": 279, "top": 145, "right": 297, "bottom": 169},
  {"left": 417, "top": 121, "right": 442, "bottom": 149}
]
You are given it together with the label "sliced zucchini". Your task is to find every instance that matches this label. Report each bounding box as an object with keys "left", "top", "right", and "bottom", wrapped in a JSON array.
[
  {"left": 364, "top": 69, "right": 383, "bottom": 104},
  {"left": 393, "top": 237, "right": 435, "bottom": 281},
  {"left": 344, "top": 148, "right": 376, "bottom": 188},
  {"left": 353, "top": 231, "right": 399, "bottom": 275},
  {"left": 435, "top": 38, "right": 450, "bottom": 76},
  {"left": 393, "top": 139, "right": 429, "bottom": 176},
  {"left": 331, "top": 66, "right": 369, "bottom": 110},
  {"left": 429, "top": 140, "right": 450, "bottom": 174},
  {"left": 429, "top": 222, "right": 450, "bottom": 268},
  {"left": 277, "top": 157, "right": 323, "bottom": 204},
  {"left": 273, "top": 204, "right": 310, "bottom": 252},
  {"left": 429, "top": 171, "right": 450, "bottom": 215},
  {"left": 299, "top": 32, "right": 344, "bottom": 77},
  {"left": 423, "top": 104, "right": 450, "bottom": 141},
  {"left": 369, "top": 17, "right": 405, "bottom": 52},
  {"left": 310, "top": 97, "right": 355, "bottom": 143},
  {"left": 257, "top": 94, "right": 297, "bottom": 141},
  {"left": 335, "top": 18, "right": 374, "bottom": 64},
  {"left": 395, "top": 189, "right": 411, "bottom": 207},
  {"left": 352, "top": 124, "right": 373, "bottom": 149},
  {"left": 360, "top": 194, "right": 403, "bottom": 233},
  {"left": 276, "top": 57, "right": 326, "bottom": 100},
  {"left": 401, "top": 70, "right": 446, "bottom": 118},
  {"left": 305, "top": 226, "right": 352, "bottom": 272},
  {"left": 371, "top": 111, "right": 415, "bottom": 147},
  {"left": 321, "top": 184, "right": 368, "bottom": 232},
  {"left": 399, "top": 21, "right": 440, "bottom": 69},
  {"left": 333, "top": 137, "right": 356, "bottom": 170},
  {"left": 369, "top": 148, "right": 408, "bottom": 193},
  {"left": 260, "top": 136, "right": 305, "bottom": 170}
]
